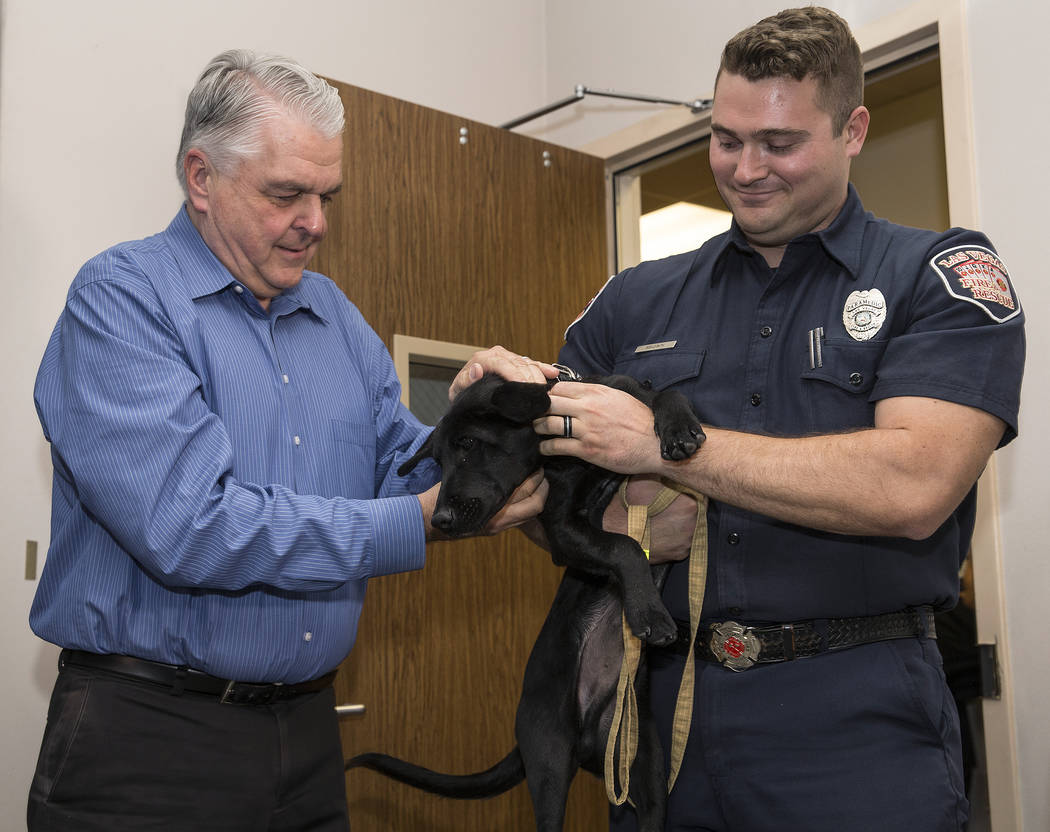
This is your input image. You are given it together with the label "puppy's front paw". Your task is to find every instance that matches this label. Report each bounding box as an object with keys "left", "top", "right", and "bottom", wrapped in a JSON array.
[
  {"left": 651, "top": 391, "right": 706, "bottom": 461},
  {"left": 659, "top": 423, "right": 706, "bottom": 461}
]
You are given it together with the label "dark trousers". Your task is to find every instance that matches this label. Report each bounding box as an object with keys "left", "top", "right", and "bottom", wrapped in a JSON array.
[
  {"left": 28, "top": 662, "right": 350, "bottom": 831},
  {"left": 611, "top": 637, "right": 969, "bottom": 831}
]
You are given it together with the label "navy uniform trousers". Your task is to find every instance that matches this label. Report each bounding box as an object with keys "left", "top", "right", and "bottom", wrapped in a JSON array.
[{"left": 611, "top": 636, "right": 969, "bottom": 831}]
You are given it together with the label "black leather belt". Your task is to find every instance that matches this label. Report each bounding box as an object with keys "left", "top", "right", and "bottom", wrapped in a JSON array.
[
  {"left": 666, "top": 608, "right": 936, "bottom": 672},
  {"left": 60, "top": 649, "right": 336, "bottom": 705}
]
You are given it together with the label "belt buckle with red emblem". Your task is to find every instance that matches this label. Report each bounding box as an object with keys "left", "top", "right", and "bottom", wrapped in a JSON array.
[{"left": 710, "top": 621, "right": 760, "bottom": 671}]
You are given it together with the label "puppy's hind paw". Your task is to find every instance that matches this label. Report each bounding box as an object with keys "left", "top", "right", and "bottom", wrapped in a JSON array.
[
  {"left": 646, "top": 617, "right": 678, "bottom": 647},
  {"left": 627, "top": 602, "right": 678, "bottom": 646}
]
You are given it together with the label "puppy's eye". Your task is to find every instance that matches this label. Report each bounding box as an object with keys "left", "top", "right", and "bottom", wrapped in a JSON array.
[{"left": 454, "top": 436, "right": 476, "bottom": 451}]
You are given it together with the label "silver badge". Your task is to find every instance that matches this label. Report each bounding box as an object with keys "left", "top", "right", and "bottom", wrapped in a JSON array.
[{"left": 843, "top": 288, "right": 887, "bottom": 341}]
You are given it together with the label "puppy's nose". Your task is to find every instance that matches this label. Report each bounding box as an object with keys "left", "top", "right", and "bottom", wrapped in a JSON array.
[{"left": 431, "top": 506, "right": 456, "bottom": 531}]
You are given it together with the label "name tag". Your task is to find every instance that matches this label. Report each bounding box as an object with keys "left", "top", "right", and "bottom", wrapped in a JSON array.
[{"left": 634, "top": 340, "right": 677, "bottom": 354}]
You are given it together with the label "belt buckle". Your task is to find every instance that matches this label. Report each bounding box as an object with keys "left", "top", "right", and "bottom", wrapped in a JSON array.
[
  {"left": 220, "top": 680, "right": 238, "bottom": 704},
  {"left": 710, "top": 621, "right": 760, "bottom": 671},
  {"left": 220, "top": 680, "right": 282, "bottom": 705}
]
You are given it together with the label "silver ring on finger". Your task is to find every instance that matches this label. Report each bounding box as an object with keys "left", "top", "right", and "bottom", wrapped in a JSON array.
[{"left": 562, "top": 415, "right": 573, "bottom": 439}]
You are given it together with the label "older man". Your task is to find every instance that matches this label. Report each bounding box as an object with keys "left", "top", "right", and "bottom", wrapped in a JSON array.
[{"left": 28, "top": 50, "right": 547, "bottom": 831}]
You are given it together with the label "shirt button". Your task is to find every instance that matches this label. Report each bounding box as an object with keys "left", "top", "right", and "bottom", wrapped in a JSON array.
[
  {"left": 234, "top": 285, "right": 243, "bottom": 294},
  {"left": 283, "top": 374, "right": 290, "bottom": 384},
  {"left": 293, "top": 435, "right": 301, "bottom": 446},
  {"left": 750, "top": 393, "right": 762, "bottom": 406},
  {"left": 760, "top": 326, "right": 773, "bottom": 338},
  {"left": 303, "top": 632, "right": 313, "bottom": 642},
  {"left": 849, "top": 372, "right": 864, "bottom": 386},
  {"left": 727, "top": 532, "right": 740, "bottom": 545}
]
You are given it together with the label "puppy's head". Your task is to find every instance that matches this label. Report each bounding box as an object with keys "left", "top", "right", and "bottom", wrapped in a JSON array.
[{"left": 399, "top": 375, "right": 550, "bottom": 537}]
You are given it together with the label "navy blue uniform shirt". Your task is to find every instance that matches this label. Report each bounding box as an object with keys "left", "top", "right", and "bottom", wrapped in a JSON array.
[{"left": 560, "top": 186, "right": 1024, "bottom": 624}]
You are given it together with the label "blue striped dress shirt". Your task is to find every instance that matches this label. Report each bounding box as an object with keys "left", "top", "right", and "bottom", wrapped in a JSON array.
[{"left": 32, "top": 207, "right": 439, "bottom": 683}]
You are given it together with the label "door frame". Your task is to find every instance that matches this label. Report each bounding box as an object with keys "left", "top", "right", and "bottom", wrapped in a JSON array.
[{"left": 582, "top": 1, "right": 1022, "bottom": 828}]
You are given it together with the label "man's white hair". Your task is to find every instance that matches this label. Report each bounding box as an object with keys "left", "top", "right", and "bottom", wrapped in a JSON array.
[{"left": 176, "top": 49, "right": 345, "bottom": 195}]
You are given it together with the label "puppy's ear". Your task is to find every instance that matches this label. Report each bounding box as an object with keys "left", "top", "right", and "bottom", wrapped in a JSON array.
[
  {"left": 490, "top": 381, "right": 551, "bottom": 423},
  {"left": 398, "top": 431, "right": 435, "bottom": 475}
]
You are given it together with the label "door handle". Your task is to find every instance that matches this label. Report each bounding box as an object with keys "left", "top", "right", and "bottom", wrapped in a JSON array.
[{"left": 335, "top": 703, "right": 366, "bottom": 717}]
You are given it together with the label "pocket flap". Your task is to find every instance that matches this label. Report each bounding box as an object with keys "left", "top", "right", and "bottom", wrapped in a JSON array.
[
  {"left": 613, "top": 349, "right": 706, "bottom": 390},
  {"left": 800, "top": 341, "right": 881, "bottom": 394}
]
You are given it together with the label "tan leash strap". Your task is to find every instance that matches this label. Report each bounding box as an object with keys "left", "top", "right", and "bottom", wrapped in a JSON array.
[
  {"left": 604, "top": 482, "right": 690, "bottom": 806},
  {"left": 666, "top": 488, "right": 708, "bottom": 793},
  {"left": 605, "top": 605, "right": 642, "bottom": 806}
]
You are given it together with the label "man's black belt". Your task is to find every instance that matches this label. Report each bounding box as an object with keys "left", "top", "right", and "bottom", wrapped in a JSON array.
[
  {"left": 60, "top": 649, "right": 337, "bottom": 705},
  {"left": 666, "top": 608, "right": 936, "bottom": 672}
]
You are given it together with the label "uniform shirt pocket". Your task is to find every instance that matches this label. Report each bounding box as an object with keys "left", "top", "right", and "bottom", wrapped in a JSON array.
[
  {"left": 612, "top": 348, "right": 706, "bottom": 391},
  {"left": 799, "top": 340, "right": 883, "bottom": 431}
]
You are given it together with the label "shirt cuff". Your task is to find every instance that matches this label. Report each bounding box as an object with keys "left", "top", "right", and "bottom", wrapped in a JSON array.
[{"left": 368, "top": 494, "right": 427, "bottom": 577}]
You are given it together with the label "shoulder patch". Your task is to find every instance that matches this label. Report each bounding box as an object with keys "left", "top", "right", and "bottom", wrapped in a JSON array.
[
  {"left": 929, "top": 244, "right": 1020, "bottom": 323},
  {"left": 564, "top": 274, "right": 616, "bottom": 340}
]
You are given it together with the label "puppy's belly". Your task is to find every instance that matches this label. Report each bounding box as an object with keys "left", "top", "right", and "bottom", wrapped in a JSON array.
[{"left": 576, "top": 595, "right": 626, "bottom": 720}]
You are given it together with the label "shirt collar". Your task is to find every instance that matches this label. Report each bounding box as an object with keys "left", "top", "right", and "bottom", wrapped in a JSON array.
[
  {"left": 707, "top": 223, "right": 756, "bottom": 284},
  {"left": 164, "top": 205, "right": 328, "bottom": 321},
  {"left": 807, "top": 183, "right": 868, "bottom": 279},
  {"left": 709, "top": 184, "right": 869, "bottom": 282}
]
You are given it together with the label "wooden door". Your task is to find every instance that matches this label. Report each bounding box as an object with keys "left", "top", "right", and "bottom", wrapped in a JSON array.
[{"left": 312, "top": 81, "right": 609, "bottom": 831}]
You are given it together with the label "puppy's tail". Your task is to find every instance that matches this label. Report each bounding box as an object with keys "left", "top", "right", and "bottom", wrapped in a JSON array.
[{"left": 345, "top": 747, "right": 525, "bottom": 799}]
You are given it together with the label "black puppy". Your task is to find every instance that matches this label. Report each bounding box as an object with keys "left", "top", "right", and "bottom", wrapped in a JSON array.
[{"left": 346, "top": 373, "right": 704, "bottom": 832}]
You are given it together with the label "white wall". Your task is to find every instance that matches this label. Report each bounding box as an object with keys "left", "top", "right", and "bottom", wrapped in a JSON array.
[
  {"left": 0, "top": 0, "right": 547, "bottom": 821},
  {"left": 966, "top": 0, "right": 1050, "bottom": 827},
  {"left": 3, "top": 0, "right": 1045, "bottom": 829}
]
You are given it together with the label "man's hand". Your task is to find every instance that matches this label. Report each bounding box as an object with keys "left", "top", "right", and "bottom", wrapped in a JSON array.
[
  {"left": 450, "top": 346, "right": 558, "bottom": 401},
  {"left": 482, "top": 469, "right": 549, "bottom": 535},
  {"left": 603, "top": 476, "right": 701, "bottom": 564},
  {"left": 535, "top": 383, "right": 702, "bottom": 561},
  {"left": 536, "top": 381, "right": 663, "bottom": 474}
]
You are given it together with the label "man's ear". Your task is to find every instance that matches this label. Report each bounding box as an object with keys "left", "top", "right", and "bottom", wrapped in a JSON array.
[
  {"left": 183, "top": 149, "right": 212, "bottom": 214},
  {"left": 490, "top": 381, "right": 551, "bottom": 423},
  {"left": 844, "top": 105, "right": 870, "bottom": 159}
]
